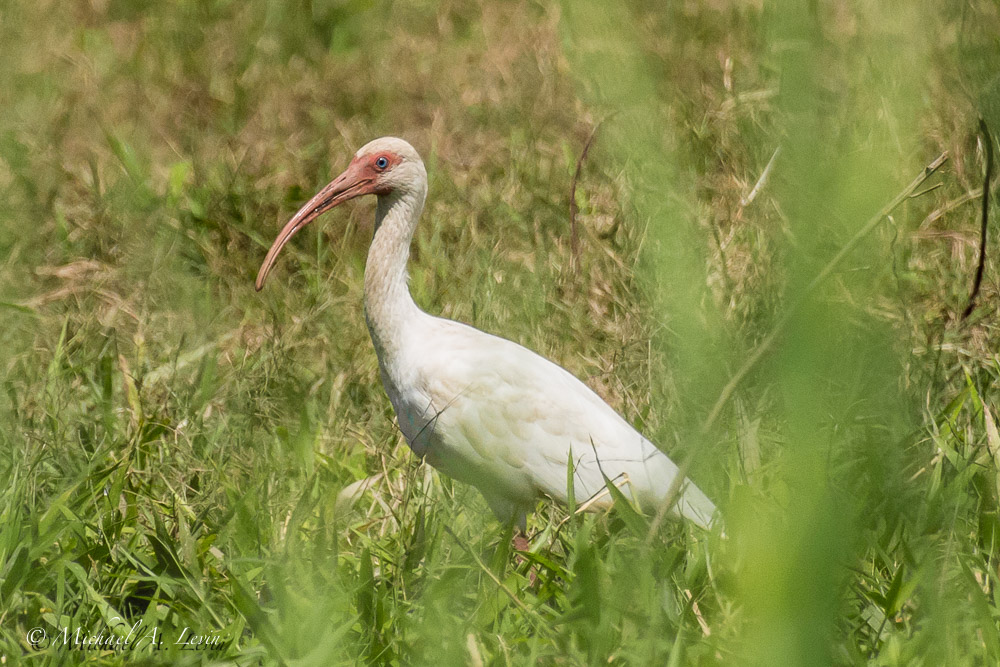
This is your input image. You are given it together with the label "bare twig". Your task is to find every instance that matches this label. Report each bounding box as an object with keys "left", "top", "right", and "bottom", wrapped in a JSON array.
[
  {"left": 569, "top": 118, "right": 607, "bottom": 271},
  {"left": 683, "top": 589, "right": 712, "bottom": 636},
  {"left": 702, "top": 152, "right": 950, "bottom": 432},
  {"left": 740, "top": 145, "right": 781, "bottom": 208},
  {"left": 908, "top": 183, "right": 943, "bottom": 200},
  {"left": 961, "top": 119, "right": 994, "bottom": 321}
]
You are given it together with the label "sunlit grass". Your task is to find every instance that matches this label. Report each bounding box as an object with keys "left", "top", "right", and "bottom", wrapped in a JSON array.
[{"left": 1, "top": 0, "right": 999, "bottom": 664}]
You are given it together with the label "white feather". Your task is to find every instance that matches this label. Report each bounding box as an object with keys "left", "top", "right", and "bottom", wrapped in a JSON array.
[{"left": 382, "top": 315, "right": 717, "bottom": 529}]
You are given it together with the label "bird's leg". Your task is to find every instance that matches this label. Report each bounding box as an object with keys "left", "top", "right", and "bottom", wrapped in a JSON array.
[
  {"left": 509, "top": 517, "right": 540, "bottom": 587},
  {"left": 512, "top": 510, "right": 529, "bottom": 552},
  {"left": 484, "top": 496, "right": 531, "bottom": 554},
  {"left": 495, "top": 515, "right": 530, "bottom": 561}
]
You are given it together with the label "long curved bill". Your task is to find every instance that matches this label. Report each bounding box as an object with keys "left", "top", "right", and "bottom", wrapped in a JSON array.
[{"left": 255, "top": 161, "right": 372, "bottom": 291}]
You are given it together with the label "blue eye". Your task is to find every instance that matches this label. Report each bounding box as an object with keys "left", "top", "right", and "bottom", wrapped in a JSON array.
[{"left": 375, "top": 156, "right": 389, "bottom": 169}]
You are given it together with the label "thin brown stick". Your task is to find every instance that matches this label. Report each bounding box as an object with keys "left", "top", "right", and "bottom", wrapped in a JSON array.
[
  {"left": 962, "top": 119, "right": 994, "bottom": 320},
  {"left": 683, "top": 588, "right": 712, "bottom": 636},
  {"left": 702, "top": 151, "right": 950, "bottom": 432},
  {"left": 569, "top": 118, "right": 607, "bottom": 271}
]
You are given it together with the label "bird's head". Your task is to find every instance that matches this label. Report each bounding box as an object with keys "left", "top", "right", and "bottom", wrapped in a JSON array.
[{"left": 255, "top": 136, "right": 425, "bottom": 291}]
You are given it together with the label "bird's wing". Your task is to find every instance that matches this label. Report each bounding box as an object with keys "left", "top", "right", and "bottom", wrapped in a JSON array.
[{"left": 415, "top": 319, "right": 717, "bottom": 528}]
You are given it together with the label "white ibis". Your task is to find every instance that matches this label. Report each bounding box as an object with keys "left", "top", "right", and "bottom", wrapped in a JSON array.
[{"left": 256, "top": 137, "right": 718, "bottom": 531}]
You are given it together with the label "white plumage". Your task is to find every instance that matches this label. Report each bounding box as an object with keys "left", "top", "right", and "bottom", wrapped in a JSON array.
[{"left": 256, "top": 137, "right": 717, "bottom": 530}]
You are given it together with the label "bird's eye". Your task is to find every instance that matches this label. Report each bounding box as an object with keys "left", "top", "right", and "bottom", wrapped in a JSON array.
[{"left": 375, "top": 156, "right": 389, "bottom": 170}]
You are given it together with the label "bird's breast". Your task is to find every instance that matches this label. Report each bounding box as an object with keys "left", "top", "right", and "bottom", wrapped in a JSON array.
[{"left": 377, "top": 363, "right": 434, "bottom": 456}]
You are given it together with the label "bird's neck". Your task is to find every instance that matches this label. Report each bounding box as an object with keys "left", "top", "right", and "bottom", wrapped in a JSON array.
[{"left": 364, "top": 187, "right": 426, "bottom": 363}]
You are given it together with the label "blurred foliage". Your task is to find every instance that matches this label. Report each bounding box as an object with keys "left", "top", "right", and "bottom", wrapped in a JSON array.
[{"left": 1, "top": 0, "right": 999, "bottom": 664}]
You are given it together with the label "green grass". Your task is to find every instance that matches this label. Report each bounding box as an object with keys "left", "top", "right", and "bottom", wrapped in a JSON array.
[{"left": 2, "top": 0, "right": 999, "bottom": 664}]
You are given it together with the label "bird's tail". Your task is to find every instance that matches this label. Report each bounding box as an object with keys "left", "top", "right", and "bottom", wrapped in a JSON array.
[{"left": 674, "top": 481, "right": 719, "bottom": 531}]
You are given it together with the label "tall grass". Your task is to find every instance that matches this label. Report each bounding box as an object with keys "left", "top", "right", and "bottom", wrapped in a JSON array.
[{"left": 1, "top": 0, "right": 998, "bottom": 664}]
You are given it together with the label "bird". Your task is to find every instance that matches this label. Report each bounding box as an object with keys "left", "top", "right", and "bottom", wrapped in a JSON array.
[{"left": 255, "top": 137, "right": 718, "bottom": 531}]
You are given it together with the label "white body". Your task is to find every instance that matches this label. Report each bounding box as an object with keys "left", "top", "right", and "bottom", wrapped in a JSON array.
[
  {"left": 351, "top": 138, "right": 717, "bottom": 530},
  {"left": 381, "top": 312, "right": 717, "bottom": 528}
]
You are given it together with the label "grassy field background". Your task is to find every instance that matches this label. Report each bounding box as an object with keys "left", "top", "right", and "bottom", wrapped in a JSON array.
[{"left": 2, "top": 0, "right": 999, "bottom": 664}]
